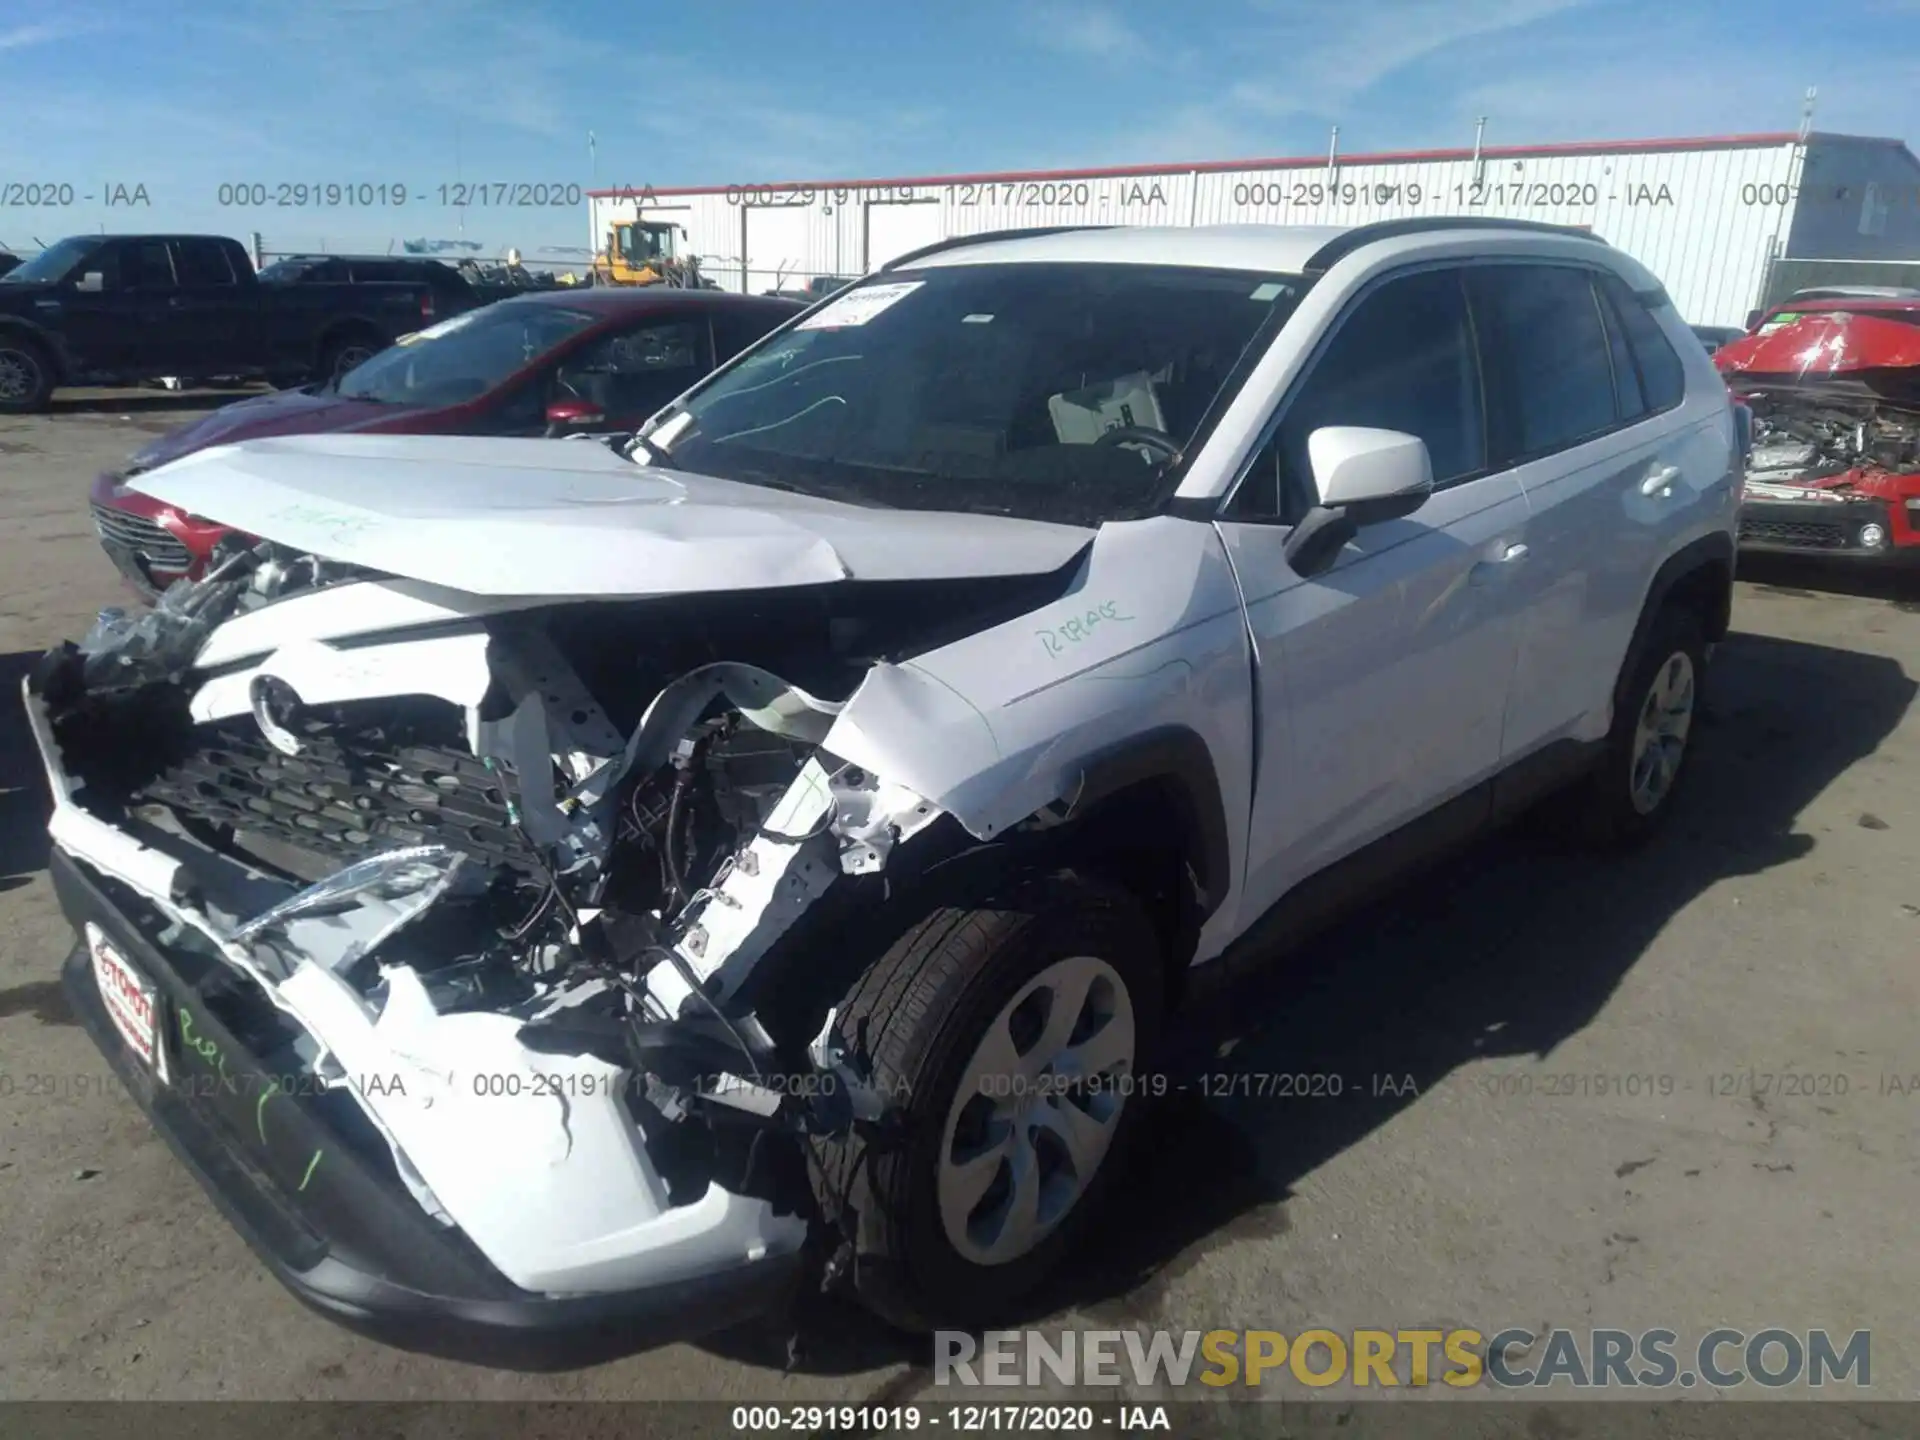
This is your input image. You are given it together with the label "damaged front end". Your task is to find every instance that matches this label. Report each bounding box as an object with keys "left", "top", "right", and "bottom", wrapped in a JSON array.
[
  {"left": 1720, "top": 309, "right": 1920, "bottom": 556},
  {"left": 27, "top": 542, "right": 1041, "bottom": 1344}
]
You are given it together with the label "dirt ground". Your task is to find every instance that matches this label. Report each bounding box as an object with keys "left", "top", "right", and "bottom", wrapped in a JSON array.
[{"left": 1, "top": 394, "right": 1916, "bottom": 1405}]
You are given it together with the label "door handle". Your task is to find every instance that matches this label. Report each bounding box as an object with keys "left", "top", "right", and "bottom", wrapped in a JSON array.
[
  {"left": 1468, "top": 542, "right": 1528, "bottom": 585},
  {"left": 1640, "top": 463, "right": 1681, "bottom": 497}
]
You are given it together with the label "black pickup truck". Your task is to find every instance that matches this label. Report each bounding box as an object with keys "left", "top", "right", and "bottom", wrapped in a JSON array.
[{"left": 0, "top": 234, "right": 441, "bottom": 412}]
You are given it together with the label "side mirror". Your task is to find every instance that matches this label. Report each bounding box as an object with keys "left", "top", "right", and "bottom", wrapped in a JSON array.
[
  {"left": 545, "top": 397, "right": 606, "bottom": 435},
  {"left": 74, "top": 271, "right": 104, "bottom": 293},
  {"left": 1744, "top": 309, "right": 1764, "bottom": 332},
  {"left": 1284, "top": 427, "right": 1434, "bottom": 578},
  {"left": 1308, "top": 426, "right": 1433, "bottom": 509}
]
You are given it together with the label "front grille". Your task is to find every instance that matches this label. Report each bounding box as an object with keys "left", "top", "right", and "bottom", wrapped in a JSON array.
[
  {"left": 1739, "top": 516, "right": 1849, "bottom": 549},
  {"left": 135, "top": 713, "right": 540, "bottom": 878},
  {"left": 91, "top": 503, "right": 192, "bottom": 571}
]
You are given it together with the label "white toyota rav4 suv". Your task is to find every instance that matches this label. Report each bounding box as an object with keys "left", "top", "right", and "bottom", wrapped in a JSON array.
[{"left": 27, "top": 219, "right": 1739, "bottom": 1357}]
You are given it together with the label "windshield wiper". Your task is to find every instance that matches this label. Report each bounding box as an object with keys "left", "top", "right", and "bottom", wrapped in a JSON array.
[{"left": 724, "top": 468, "right": 896, "bottom": 509}]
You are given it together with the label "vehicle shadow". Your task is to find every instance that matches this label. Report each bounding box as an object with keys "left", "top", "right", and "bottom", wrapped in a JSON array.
[
  {"left": 1737, "top": 551, "right": 1920, "bottom": 608},
  {"left": 48, "top": 387, "right": 263, "bottom": 416},
  {"left": 698, "top": 627, "right": 1915, "bottom": 1381},
  {"left": 0, "top": 649, "right": 50, "bottom": 895}
]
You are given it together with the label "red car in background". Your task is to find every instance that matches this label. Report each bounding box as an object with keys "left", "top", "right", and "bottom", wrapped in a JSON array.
[
  {"left": 91, "top": 287, "right": 803, "bottom": 596},
  {"left": 1716, "top": 295, "right": 1920, "bottom": 562}
]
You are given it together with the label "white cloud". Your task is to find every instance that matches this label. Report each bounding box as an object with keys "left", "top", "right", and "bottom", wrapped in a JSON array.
[
  {"left": 0, "top": 20, "right": 97, "bottom": 51},
  {"left": 1025, "top": 3, "right": 1151, "bottom": 62},
  {"left": 1229, "top": 0, "right": 1590, "bottom": 117}
]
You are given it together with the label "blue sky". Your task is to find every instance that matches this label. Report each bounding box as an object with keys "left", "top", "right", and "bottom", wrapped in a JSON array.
[{"left": 5, "top": 0, "right": 1920, "bottom": 259}]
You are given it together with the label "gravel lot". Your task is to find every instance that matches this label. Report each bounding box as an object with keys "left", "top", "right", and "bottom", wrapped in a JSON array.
[{"left": 1, "top": 396, "right": 1916, "bottom": 1405}]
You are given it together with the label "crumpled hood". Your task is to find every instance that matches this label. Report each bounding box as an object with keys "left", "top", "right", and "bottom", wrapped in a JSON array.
[
  {"left": 130, "top": 388, "right": 426, "bottom": 472},
  {"left": 128, "top": 432, "right": 1095, "bottom": 597},
  {"left": 1716, "top": 310, "right": 1920, "bottom": 379}
]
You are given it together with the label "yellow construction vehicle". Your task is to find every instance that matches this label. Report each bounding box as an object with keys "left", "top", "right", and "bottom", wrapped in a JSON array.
[{"left": 593, "top": 218, "right": 708, "bottom": 287}]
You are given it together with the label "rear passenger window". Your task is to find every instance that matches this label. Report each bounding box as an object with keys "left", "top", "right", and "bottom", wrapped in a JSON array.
[
  {"left": 1601, "top": 274, "right": 1686, "bottom": 413},
  {"left": 173, "top": 240, "right": 236, "bottom": 286},
  {"left": 1233, "top": 268, "right": 1484, "bottom": 521},
  {"left": 1471, "top": 266, "right": 1616, "bottom": 461},
  {"left": 1600, "top": 286, "right": 1646, "bottom": 422}
]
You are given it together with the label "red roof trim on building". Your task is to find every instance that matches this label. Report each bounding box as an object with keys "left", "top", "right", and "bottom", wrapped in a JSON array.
[{"left": 589, "top": 131, "right": 1855, "bottom": 200}]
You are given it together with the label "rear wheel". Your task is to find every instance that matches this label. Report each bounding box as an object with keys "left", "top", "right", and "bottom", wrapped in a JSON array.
[
  {"left": 1557, "top": 604, "right": 1706, "bottom": 847},
  {"left": 0, "top": 336, "right": 54, "bottom": 413},
  {"left": 808, "top": 872, "right": 1162, "bottom": 1332},
  {"left": 318, "top": 333, "right": 379, "bottom": 384}
]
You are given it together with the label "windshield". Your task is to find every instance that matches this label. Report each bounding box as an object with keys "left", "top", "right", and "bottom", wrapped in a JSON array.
[
  {"left": 0, "top": 237, "right": 98, "bottom": 284},
  {"left": 620, "top": 225, "right": 670, "bottom": 263},
  {"left": 333, "top": 300, "right": 602, "bottom": 402},
  {"left": 643, "top": 261, "right": 1303, "bottom": 525}
]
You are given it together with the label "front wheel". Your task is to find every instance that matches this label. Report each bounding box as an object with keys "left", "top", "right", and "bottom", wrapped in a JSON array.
[
  {"left": 0, "top": 336, "right": 55, "bottom": 413},
  {"left": 808, "top": 872, "right": 1163, "bottom": 1332}
]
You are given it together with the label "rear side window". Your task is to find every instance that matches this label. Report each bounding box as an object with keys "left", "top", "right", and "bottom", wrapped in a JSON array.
[
  {"left": 1470, "top": 265, "right": 1617, "bottom": 462},
  {"left": 1601, "top": 273, "right": 1686, "bottom": 413},
  {"left": 172, "top": 240, "right": 236, "bottom": 286},
  {"left": 1238, "top": 267, "right": 1484, "bottom": 520},
  {"left": 1601, "top": 289, "right": 1646, "bottom": 422}
]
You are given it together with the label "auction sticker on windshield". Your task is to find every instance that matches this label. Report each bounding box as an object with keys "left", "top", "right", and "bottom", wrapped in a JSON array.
[
  {"left": 797, "top": 280, "right": 923, "bottom": 330},
  {"left": 87, "top": 923, "right": 168, "bottom": 1081}
]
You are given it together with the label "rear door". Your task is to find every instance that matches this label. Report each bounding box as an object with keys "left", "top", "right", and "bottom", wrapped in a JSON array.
[
  {"left": 1214, "top": 265, "right": 1532, "bottom": 917},
  {"left": 1471, "top": 264, "right": 1713, "bottom": 756},
  {"left": 165, "top": 239, "right": 257, "bottom": 372}
]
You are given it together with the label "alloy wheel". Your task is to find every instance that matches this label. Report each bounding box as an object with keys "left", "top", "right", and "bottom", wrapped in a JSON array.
[
  {"left": 0, "top": 348, "right": 39, "bottom": 402},
  {"left": 937, "top": 954, "right": 1136, "bottom": 1266},
  {"left": 1629, "top": 650, "right": 1696, "bottom": 815}
]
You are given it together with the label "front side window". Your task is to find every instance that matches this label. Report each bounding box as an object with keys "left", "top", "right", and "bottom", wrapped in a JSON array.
[
  {"left": 1235, "top": 267, "right": 1483, "bottom": 522},
  {"left": 553, "top": 319, "right": 711, "bottom": 417},
  {"left": 646, "top": 261, "right": 1303, "bottom": 524},
  {"left": 1471, "top": 265, "right": 1617, "bottom": 462},
  {"left": 117, "top": 242, "right": 177, "bottom": 291},
  {"left": 333, "top": 300, "right": 602, "bottom": 403}
]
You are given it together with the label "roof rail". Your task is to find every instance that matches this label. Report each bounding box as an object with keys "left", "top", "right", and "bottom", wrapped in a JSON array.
[
  {"left": 1302, "top": 217, "right": 1608, "bottom": 275},
  {"left": 879, "top": 225, "right": 1118, "bottom": 273}
]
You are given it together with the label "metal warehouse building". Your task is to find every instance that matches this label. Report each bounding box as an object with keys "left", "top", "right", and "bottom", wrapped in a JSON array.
[{"left": 589, "top": 130, "right": 1920, "bottom": 326}]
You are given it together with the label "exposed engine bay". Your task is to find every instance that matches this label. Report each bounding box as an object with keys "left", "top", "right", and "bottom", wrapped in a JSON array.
[
  {"left": 1721, "top": 306, "right": 1920, "bottom": 523},
  {"left": 28, "top": 537, "right": 1075, "bottom": 1295},
  {"left": 1742, "top": 389, "right": 1920, "bottom": 488}
]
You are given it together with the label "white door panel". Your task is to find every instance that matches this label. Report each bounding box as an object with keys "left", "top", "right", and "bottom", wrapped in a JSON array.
[{"left": 1219, "top": 471, "right": 1530, "bottom": 917}]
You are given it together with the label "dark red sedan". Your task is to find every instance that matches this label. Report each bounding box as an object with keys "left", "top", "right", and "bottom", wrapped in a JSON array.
[{"left": 91, "top": 286, "right": 803, "bottom": 595}]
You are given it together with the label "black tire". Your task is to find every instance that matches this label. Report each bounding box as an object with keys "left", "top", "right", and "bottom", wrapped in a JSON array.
[
  {"left": 318, "top": 332, "right": 380, "bottom": 384},
  {"left": 1557, "top": 603, "right": 1708, "bottom": 848},
  {"left": 808, "top": 871, "right": 1163, "bottom": 1333},
  {"left": 0, "top": 335, "right": 55, "bottom": 413}
]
